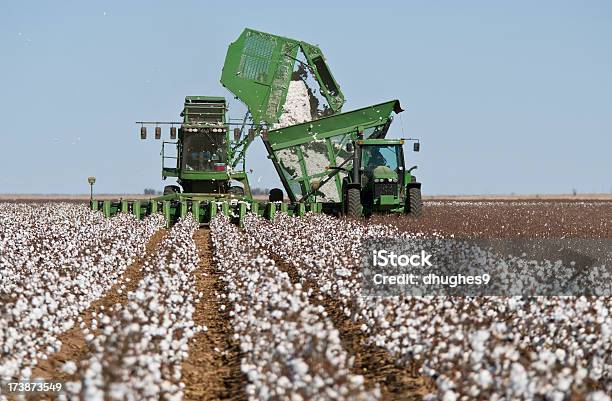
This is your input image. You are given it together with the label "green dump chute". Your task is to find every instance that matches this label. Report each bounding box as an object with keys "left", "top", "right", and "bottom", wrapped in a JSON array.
[{"left": 264, "top": 100, "right": 403, "bottom": 203}]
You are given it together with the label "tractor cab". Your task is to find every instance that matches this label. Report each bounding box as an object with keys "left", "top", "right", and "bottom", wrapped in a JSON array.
[
  {"left": 361, "top": 142, "right": 402, "bottom": 178},
  {"left": 355, "top": 139, "right": 407, "bottom": 212}
]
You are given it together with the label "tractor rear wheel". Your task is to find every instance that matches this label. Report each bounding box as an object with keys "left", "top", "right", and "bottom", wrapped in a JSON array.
[
  {"left": 406, "top": 187, "right": 422, "bottom": 217},
  {"left": 347, "top": 188, "right": 363, "bottom": 218}
]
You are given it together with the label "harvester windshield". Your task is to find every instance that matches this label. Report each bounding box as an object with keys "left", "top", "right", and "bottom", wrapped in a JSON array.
[{"left": 183, "top": 133, "right": 227, "bottom": 171}]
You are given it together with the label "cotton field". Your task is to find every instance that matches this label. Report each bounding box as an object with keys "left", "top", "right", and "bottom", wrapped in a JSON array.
[
  {"left": 0, "top": 201, "right": 610, "bottom": 401},
  {"left": 243, "top": 213, "right": 611, "bottom": 400},
  {"left": 0, "top": 204, "right": 164, "bottom": 381},
  {"left": 64, "top": 216, "right": 201, "bottom": 401}
]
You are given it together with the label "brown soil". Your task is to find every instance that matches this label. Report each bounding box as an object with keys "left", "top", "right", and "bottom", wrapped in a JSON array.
[
  {"left": 181, "top": 229, "right": 246, "bottom": 401},
  {"left": 422, "top": 194, "right": 612, "bottom": 201},
  {"left": 26, "top": 229, "right": 167, "bottom": 399},
  {"left": 372, "top": 200, "right": 612, "bottom": 239},
  {"left": 272, "top": 255, "right": 433, "bottom": 401}
]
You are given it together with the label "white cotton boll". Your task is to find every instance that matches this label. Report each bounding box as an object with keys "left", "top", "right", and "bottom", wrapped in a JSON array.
[
  {"left": 62, "top": 361, "right": 78, "bottom": 375},
  {"left": 557, "top": 376, "right": 573, "bottom": 392},
  {"left": 290, "top": 358, "right": 309, "bottom": 376},
  {"left": 277, "top": 376, "right": 291, "bottom": 388},
  {"left": 476, "top": 369, "right": 493, "bottom": 389},
  {"left": 349, "top": 375, "right": 364, "bottom": 386},
  {"left": 509, "top": 363, "right": 528, "bottom": 394},
  {"left": 290, "top": 393, "right": 304, "bottom": 401},
  {"left": 587, "top": 391, "right": 611, "bottom": 401},
  {"left": 65, "top": 381, "right": 82, "bottom": 394},
  {"left": 21, "top": 366, "right": 32, "bottom": 378},
  {"left": 470, "top": 330, "right": 490, "bottom": 352},
  {"left": 62, "top": 320, "right": 74, "bottom": 331},
  {"left": 549, "top": 391, "right": 565, "bottom": 401},
  {"left": 442, "top": 390, "right": 457, "bottom": 401},
  {"left": 555, "top": 348, "right": 566, "bottom": 361},
  {"left": 575, "top": 367, "right": 588, "bottom": 382},
  {"left": 246, "top": 369, "right": 259, "bottom": 382}
]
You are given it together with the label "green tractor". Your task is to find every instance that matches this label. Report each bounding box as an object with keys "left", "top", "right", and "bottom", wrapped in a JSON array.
[
  {"left": 342, "top": 137, "right": 422, "bottom": 218},
  {"left": 261, "top": 99, "right": 422, "bottom": 219}
]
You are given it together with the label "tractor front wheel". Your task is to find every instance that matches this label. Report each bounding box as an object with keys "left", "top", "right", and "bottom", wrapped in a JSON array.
[
  {"left": 163, "top": 185, "right": 181, "bottom": 195},
  {"left": 406, "top": 187, "right": 422, "bottom": 217},
  {"left": 347, "top": 188, "right": 363, "bottom": 218}
]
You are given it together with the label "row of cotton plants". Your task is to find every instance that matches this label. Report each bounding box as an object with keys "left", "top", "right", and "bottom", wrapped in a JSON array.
[
  {"left": 0, "top": 203, "right": 164, "bottom": 380},
  {"left": 59, "top": 216, "right": 201, "bottom": 401},
  {"left": 244, "top": 212, "right": 611, "bottom": 401},
  {"left": 210, "top": 215, "right": 378, "bottom": 401}
]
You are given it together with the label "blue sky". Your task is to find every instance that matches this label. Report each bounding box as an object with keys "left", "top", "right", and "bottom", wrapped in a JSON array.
[{"left": 1, "top": 1, "right": 610, "bottom": 195}]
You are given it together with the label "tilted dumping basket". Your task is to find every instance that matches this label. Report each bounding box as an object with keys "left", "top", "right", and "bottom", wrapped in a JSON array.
[{"left": 221, "top": 28, "right": 345, "bottom": 126}]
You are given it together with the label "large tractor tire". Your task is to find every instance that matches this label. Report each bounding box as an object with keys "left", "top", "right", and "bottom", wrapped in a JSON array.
[
  {"left": 269, "top": 188, "right": 284, "bottom": 202},
  {"left": 347, "top": 188, "right": 363, "bottom": 218},
  {"left": 406, "top": 186, "right": 422, "bottom": 217},
  {"left": 163, "top": 185, "right": 181, "bottom": 195}
]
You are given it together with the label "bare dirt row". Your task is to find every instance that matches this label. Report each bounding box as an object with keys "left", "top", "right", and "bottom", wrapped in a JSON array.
[{"left": 181, "top": 230, "right": 246, "bottom": 401}]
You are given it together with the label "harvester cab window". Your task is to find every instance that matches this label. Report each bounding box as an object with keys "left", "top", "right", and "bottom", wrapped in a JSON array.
[
  {"left": 183, "top": 134, "right": 226, "bottom": 171},
  {"left": 362, "top": 145, "right": 399, "bottom": 171}
]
